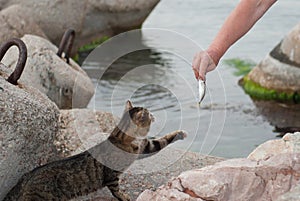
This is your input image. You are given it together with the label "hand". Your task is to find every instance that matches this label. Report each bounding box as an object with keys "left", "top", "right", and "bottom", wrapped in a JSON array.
[{"left": 192, "top": 50, "right": 217, "bottom": 81}]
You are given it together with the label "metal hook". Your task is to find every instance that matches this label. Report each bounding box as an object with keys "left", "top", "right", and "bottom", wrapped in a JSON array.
[
  {"left": 0, "top": 38, "right": 27, "bottom": 85},
  {"left": 57, "top": 29, "right": 75, "bottom": 64}
]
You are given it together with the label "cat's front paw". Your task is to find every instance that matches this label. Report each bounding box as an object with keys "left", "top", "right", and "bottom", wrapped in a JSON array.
[{"left": 174, "top": 130, "right": 187, "bottom": 141}]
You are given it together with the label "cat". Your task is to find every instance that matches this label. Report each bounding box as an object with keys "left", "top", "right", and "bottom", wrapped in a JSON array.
[{"left": 4, "top": 100, "right": 187, "bottom": 201}]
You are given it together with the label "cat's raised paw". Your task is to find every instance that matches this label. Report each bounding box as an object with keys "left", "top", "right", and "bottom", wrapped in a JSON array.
[{"left": 174, "top": 130, "right": 187, "bottom": 140}]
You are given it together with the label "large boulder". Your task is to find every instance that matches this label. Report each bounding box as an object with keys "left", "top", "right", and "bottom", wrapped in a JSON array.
[
  {"left": 247, "top": 54, "right": 300, "bottom": 92},
  {"left": 138, "top": 133, "right": 300, "bottom": 201},
  {"left": 0, "top": 4, "right": 46, "bottom": 44},
  {"left": 137, "top": 153, "right": 300, "bottom": 201},
  {"left": 0, "top": 0, "right": 160, "bottom": 52},
  {"left": 0, "top": 64, "right": 60, "bottom": 200},
  {"left": 2, "top": 34, "right": 95, "bottom": 109},
  {"left": 242, "top": 22, "right": 300, "bottom": 103}
]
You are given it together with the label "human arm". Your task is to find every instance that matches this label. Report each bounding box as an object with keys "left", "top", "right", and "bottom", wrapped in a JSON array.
[{"left": 192, "top": 0, "right": 277, "bottom": 81}]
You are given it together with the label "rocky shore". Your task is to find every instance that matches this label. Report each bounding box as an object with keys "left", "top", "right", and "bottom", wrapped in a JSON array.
[
  {"left": 1, "top": 1, "right": 300, "bottom": 201},
  {"left": 137, "top": 133, "right": 300, "bottom": 201},
  {"left": 0, "top": 1, "right": 161, "bottom": 198}
]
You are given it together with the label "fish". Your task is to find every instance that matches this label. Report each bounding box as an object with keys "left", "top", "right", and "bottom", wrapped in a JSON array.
[{"left": 198, "top": 79, "right": 206, "bottom": 105}]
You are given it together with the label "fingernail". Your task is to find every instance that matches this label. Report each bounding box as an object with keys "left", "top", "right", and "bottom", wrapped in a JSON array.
[{"left": 198, "top": 75, "right": 204, "bottom": 81}]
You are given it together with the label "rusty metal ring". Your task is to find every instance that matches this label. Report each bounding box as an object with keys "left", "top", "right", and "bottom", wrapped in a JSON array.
[
  {"left": 0, "top": 38, "right": 27, "bottom": 85},
  {"left": 57, "top": 29, "right": 75, "bottom": 64}
]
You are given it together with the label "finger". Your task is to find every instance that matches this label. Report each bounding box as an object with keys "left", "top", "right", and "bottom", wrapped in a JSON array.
[
  {"left": 192, "top": 53, "right": 201, "bottom": 80},
  {"left": 193, "top": 68, "right": 199, "bottom": 80},
  {"left": 206, "top": 59, "right": 217, "bottom": 73},
  {"left": 199, "top": 55, "right": 209, "bottom": 81}
]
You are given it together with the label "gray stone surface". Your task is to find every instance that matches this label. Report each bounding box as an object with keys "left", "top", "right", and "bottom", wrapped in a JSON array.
[
  {"left": 2, "top": 34, "right": 95, "bottom": 109},
  {"left": 0, "top": 4, "right": 46, "bottom": 43},
  {"left": 57, "top": 109, "right": 118, "bottom": 157},
  {"left": 0, "top": 0, "right": 160, "bottom": 52},
  {"left": 0, "top": 64, "right": 60, "bottom": 200}
]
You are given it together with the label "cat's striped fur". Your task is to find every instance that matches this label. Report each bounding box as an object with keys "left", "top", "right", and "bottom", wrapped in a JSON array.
[{"left": 4, "top": 101, "right": 187, "bottom": 201}]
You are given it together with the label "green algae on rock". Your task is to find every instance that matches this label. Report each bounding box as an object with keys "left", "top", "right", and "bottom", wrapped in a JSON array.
[
  {"left": 239, "top": 22, "right": 300, "bottom": 103},
  {"left": 239, "top": 75, "right": 300, "bottom": 103},
  {"left": 73, "top": 36, "right": 110, "bottom": 64}
]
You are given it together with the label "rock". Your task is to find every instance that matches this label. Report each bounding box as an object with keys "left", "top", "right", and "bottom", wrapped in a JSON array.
[
  {"left": 138, "top": 153, "right": 300, "bottom": 201},
  {"left": 79, "top": 0, "right": 160, "bottom": 47},
  {"left": 0, "top": 0, "right": 160, "bottom": 53},
  {"left": 2, "top": 34, "right": 95, "bottom": 109},
  {"left": 280, "top": 22, "right": 300, "bottom": 65},
  {"left": 277, "top": 182, "right": 300, "bottom": 201},
  {"left": 56, "top": 109, "right": 118, "bottom": 157},
  {"left": 248, "top": 132, "right": 300, "bottom": 161},
  {"left": 0, "top": 64, "right": 59, "bottom": 200},
  {"left": 0, "top": 4, "right": 46, "bottom": 43},
  {"left": 138, "top": 188, "right": 204, "bottom": 201},
  {"left": 243, "top": 22, "right": 300, "bottom": 102},
  {"left": 247, "top": 54, "right": 300, "bottom": 92}
]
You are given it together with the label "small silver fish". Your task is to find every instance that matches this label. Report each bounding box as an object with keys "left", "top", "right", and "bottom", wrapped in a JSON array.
[{"left": 198, "top": 79, "right": 206, "bottom": 104}]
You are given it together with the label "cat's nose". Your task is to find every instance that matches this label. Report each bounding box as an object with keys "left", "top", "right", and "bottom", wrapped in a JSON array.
[{"left": 150, "top": 113, "right": 155, "bottom": 122}]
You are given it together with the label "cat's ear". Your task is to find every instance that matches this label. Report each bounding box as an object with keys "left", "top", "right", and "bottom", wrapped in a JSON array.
[{"left": 125, "top": 100, "right": 133, "bottom": 111}]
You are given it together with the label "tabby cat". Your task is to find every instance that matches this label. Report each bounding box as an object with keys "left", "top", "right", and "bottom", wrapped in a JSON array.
[{"left": 4, "top": 100, "right": 187, "bottom": 201}]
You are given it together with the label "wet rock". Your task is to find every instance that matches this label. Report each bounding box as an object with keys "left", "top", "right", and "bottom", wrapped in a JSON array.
[
  {"left": 0, "top": 4, "right": 46, "bottom": 43},
  {"left": 0, "top": 64, "right": 59, "bottom": 200},
  {"left": 246, "top": 22, "right": 300, "bottom": 95},
  {"left": 248, "top": 132, "right": 300, "bottom": 161},
  {"left": 56, "top": 109, "right": 118, "bottom": 157},
  {"left": 137, "top": 153, "right": 300, "bottom": 201},
  {"left": 2, "top": 34, "right": 95, "bottom": 109},
  {"left": 247, "top": 54, "right": 300, "bottom": 92},
  {"left": 0, "top": 0, "right": 160, "bottom": 53}
]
